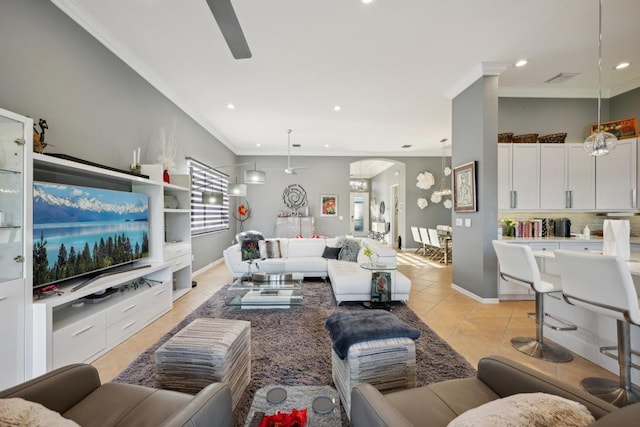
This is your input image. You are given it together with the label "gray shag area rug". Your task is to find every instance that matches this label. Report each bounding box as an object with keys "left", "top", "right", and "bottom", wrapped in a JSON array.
[{"left": 113, "top": 280, "right": 476, "bottom": 426}]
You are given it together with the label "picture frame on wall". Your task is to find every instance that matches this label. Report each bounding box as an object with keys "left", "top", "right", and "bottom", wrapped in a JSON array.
[
  {"left": 453, "top": 161, "right": 477, "bottom": 212},
  {"left": 590, "top": 117, "right": 638, "bottom": 140},
  {"left": 320, "top": 194, "right": 337, "bottom": 216}
]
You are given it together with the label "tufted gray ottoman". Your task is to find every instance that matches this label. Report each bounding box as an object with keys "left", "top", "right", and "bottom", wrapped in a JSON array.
[{"left": 155, "top": 318, "right": 251, "bottom": 409}]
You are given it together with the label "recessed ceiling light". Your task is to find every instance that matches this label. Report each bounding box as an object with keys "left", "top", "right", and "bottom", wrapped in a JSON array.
[
  {"left": 514, "top": 59, "right": 528, "bottom": 67},
  {"left": 226, "top": 103, "right": 235, "bottom": 110},
  {"left": 324, "top": 144, "right": 329, "bottom": 148},
  {"left": 362, "top": 0, "right": 373, "bottom": 4},
  {"left": 333, "top": 105, "right": 341, "bottom": 111},
  {"left": 256, "top": 143, "right": 261, "bottom": 147},
  {"left": 615, "top": 62, "right": 631, "bottom": 70}
]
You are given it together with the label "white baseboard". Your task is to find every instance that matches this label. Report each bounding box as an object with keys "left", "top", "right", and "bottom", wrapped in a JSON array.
[
  {"left": 192, "top": 258, "right": 224, "bottom": 277},
  {"left": 451, "top": 282, "right": 499, "bottom": 304}
]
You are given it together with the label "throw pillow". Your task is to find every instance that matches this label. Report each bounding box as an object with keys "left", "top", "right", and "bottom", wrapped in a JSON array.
[
  {"left": 337, "top": 237, "right": 360, "bottom": 262},
  {"left": 322, "top": 246, "right": 341, "bottom": 259},
  {"left": 264, "top": 240, "right": 282, "bottom": 258},
  {"left": 0, "top": 397, "right": 80, "bottom": 427},
  {"left": 240, "top": 239, "right": 261, "bottom": 261},
  {"left": 447, "top": 393, "right": 595, "bottom": 427}
]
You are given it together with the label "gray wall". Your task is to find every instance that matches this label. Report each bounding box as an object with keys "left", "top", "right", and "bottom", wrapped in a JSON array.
[
  {"left": 499, "top": 97, "right": 608, "bottom": 143},
  {"left": 611, "top": 87, "right": 640, "bottom": 124},
  {"left": 238, "top": 155, "right": 449, "bottom": 244},
  {"left": 0, "top": 0, "right": 237, "bottom": 271},
  {"left": 452, "top": 76, "right": 499, "bottom": 299}
]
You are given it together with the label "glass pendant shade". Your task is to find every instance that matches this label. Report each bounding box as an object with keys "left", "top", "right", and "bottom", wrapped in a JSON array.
[
  {"left": 584, "top": 131, "right": 618, "bottom": 156},
  {"left": 228, "top": 183, "right": 247, "bottom": 196},
  {"left": 244, "top": 169, "right": 266, "bottom": 184},
  {"left": 584, "top": 0, "right": 617, "bottom": 157},
  {"left": 202, "top": 191, "right": 224, "bottom": 205}
]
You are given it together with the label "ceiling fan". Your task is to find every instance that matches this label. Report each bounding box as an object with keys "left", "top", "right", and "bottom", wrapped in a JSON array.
[
  {"left": 285, "top": 129, "right": 307, "bottom": 175},
  {"left": 205, "top": 0, "right": 252, "bottom": 59}
]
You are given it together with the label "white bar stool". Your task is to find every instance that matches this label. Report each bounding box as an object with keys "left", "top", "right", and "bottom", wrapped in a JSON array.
[
  {"left": 492, "top": 241, "right": 575, "bottom": 363},
  {"left": 556, "top": 249, "right": 640, "bottom": 407}
]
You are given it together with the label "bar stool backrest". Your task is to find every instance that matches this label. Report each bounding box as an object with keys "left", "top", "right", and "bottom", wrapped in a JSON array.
[
  {"left": 555, "top": 249, "right": 640, "bottom": 325},
  {"left": 492, "top": 240, "right": 542, "bottom": 291}
]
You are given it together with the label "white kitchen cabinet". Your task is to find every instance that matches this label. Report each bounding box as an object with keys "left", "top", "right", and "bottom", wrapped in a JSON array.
[
  {"left": 0, "top": 108, "right": 32, "bottom": 388},
  {"left": 566, "top": 144, "right": 596, "bottom": 210},
  {"left": 499, "top": 144, "right": 539, "bottom": 210},
  {"left": 595, "top": 138, "right": 637, "bottom": 210},
  {"left": 539, "top": 144, "right": 595, "bottom": 210}
]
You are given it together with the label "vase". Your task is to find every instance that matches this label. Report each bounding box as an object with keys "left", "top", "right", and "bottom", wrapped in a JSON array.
[{"left": 163, "top": 169, "right": 170, "bottom": 184}]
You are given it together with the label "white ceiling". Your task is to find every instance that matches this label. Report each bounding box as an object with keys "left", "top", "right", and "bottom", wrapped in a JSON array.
[{"left": 53, "top": 0, "right": 640, "bottom": 157}]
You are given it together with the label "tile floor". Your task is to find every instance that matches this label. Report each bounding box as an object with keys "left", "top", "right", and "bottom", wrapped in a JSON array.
[{"left": 92, "top": 252, "right": 618, "bottom": 390}]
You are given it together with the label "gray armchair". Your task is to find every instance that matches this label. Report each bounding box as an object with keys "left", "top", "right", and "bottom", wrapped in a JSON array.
[
  {"left": 0, "top": 364, "right": 233, "bottom": 427},
  {"left": 351, "top": 355, "right": 640, "bottom": 427}
]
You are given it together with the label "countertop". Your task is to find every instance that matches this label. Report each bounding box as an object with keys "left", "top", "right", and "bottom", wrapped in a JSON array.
[{"left": 499, "top": 236, "right": 640, "bottom": 244}]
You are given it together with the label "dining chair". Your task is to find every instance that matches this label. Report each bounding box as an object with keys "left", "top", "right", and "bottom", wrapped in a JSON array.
[
  {"left": 555, "top": 249, "right": 640, "bottom": 406},
  {"left": 492, "top": 240, "right": 574, "bottom": 363},
  {"left": 418, "top": 227, "right": 434, "bottom": 258},
  {"left": 428, "top": 229, "right": 445, "bottom": 263},
  {"left": 411, "top": 227, "right": 425, "bottom": 255}
]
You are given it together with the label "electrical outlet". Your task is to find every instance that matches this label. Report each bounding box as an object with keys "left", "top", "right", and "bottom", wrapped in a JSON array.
[
  {"left": 465, "top": 218, "right": 471, "bottom": 227},
  {"left": 455, "top": 218, "right": 463, "bottom": 226}
]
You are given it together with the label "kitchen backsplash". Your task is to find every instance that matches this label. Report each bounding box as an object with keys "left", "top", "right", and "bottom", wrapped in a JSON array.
[{"left": 498, "top": 212, "right": 640, "bottom": 237}]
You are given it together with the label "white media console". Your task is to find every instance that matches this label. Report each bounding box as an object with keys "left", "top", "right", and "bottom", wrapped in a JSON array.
[{"left": 28, "top": 153, "right": 192, "bottom": 376}]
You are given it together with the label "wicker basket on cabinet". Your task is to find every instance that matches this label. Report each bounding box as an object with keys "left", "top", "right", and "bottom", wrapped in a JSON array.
[
  {"left": 512, "top": 133, "right": 539, "bottom": 143},
  {"left": 538, "top": 133, "right": 567, "bottom": 143},
  {"left": 498, "top": 133, "right": 513, "bottom": 143}
]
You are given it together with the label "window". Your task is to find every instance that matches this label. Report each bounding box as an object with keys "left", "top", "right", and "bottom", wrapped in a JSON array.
[{"left": 187, "top": 158, "right": 229, "bottom": 235}]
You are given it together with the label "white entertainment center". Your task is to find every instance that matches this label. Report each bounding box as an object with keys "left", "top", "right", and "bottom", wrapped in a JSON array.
[
  {"left": 30, "top": 154, "right": 193, "bottom": 376},
  {"left": 0, "top": 108, "right": 194, "bottom": 384}
]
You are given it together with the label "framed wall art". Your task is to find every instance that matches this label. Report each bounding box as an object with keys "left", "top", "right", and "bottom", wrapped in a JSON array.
[
  {"left": 590, "top": 117, "right": 638, "bottom": 140},
  {"left": 453, "top": 161, "right": 477, "bottom": 212},
  {"left": 320, "top": 194, "right": 337, "bottom": 216}
]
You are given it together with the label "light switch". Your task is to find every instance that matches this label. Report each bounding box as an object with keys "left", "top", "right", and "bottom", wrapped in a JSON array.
[
  {"left": 464, "top": 218, "right": 471, "bottom": 227},
  {"left": 455, "top": 218, "right": 463, "bottom": 226}
]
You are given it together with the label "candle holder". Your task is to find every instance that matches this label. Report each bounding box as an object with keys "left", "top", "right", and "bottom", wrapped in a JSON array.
[{"left": 130, "top": 163, "right": 141, "bottom": 174}]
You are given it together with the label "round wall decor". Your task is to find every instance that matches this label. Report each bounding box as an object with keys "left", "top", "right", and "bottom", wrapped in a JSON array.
[{"left": 282, "top": 183, "right": 307, "bottom": 209}]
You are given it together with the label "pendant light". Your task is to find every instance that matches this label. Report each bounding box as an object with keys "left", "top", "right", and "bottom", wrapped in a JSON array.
[
  {"left": 584, "top": 0, "right": 617, "bottom": 156},
  {"left": 431, "top": 139, "right": 451, "bottom": 203}
]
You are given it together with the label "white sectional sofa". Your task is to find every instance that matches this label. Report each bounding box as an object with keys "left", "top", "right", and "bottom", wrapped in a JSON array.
[{"left": 222, "top": 237, "right": 411, "bottom": 304}]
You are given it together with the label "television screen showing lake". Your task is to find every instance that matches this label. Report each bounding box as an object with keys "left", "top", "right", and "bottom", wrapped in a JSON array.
[{"left": 32, "top": 182, "right": 149, "bottom": 289}]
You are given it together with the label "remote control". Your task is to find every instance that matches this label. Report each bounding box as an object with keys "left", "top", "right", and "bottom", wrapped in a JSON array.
[{"left": 248, "top": 411, "right": 265, "bottom": 427}]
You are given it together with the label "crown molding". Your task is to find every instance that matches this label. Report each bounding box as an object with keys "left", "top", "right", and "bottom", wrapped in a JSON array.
[{"left": 443, "top": 62, "right": 509, "bottom": 99}]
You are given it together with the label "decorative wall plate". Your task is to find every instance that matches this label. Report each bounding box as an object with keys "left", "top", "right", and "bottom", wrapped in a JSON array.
[{"left": 282, "top": 184, "right": 307, "bottom": 209}]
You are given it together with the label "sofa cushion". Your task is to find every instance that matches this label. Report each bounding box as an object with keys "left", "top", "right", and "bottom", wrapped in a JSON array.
[
  {"left": 0, "top": 397, "right": 80, "bottom": 427},
  {"left": 322, "top": 246, "right": 341, "bottom": 259},
  {"left": 286, "top": 257, "right": 328, "bottom": 273},
  {"left": 240, "top": 240, "right": 261, "bottom": 260},
  {"left": 337, "top": 237, "right": 361, "bottom": 262},
  {"left": 447, "top": 392, "right": 595, "bottom": 427},
  {"left": 288, "top": 238, "right": 327, "bottom": 257}
]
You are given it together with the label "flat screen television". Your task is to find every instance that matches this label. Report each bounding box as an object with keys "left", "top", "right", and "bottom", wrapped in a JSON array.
[{"left": 32, "top": 181, "right": 149, "bottom": 290}]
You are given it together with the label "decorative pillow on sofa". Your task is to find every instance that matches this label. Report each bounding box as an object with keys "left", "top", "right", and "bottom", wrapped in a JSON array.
[
  {"left": 264, "top": 240, "right": 282, "bottom": 258},
  {"left": 322, "top": 246, "right": 341, "bottom": 259},
  {"left": 240, "top": 239, "right": 261, "bottom": 261},
  {"left": 447, "top": 392, "right": 595, "bottom": 427},
  {"left": 0, "top": 397, "right": 80, "bottom": 427},
  {"left": 337, "top": 237, "right": 360, "bottom": 262}
]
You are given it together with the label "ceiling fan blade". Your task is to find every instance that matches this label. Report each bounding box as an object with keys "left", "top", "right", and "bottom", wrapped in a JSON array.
[{"left": 205, "top": 0, "right": 252, "bottom": 59}]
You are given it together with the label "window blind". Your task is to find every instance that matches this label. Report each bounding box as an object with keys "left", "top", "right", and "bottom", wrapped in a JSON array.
[{"left": 187, "top": 158, "right": 229, "bottom": 235}]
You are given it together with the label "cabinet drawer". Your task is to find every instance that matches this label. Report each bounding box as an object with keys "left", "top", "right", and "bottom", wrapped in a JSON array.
[
  {"left": 53, "top": 311, "right": 106, "bottom": 368},
  {"left": 559, "top": 242, "right": 603, "bottom": 252},
  {"left": 107, "top": 311, "right": 145, "bottom": 346},
  {"left": 105, "top": 291, "right": 146, "bottom": 327},
  {"left": 164, "top": 243, "right": 191, "bottom": 260},
  {"left": 171, "top": 254, "right": 191, "bottom": 272},
  {"left": 145, "top": 282, "right": 172, "bottom": 321}
]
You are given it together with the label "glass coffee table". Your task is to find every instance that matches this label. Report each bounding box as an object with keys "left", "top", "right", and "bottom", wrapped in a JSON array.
[
  {"left": 245, "top": 385, "right": 342, "bottom": 427},
  {"left": 226, "top": 272, "right": 303, "bottom": 309}
]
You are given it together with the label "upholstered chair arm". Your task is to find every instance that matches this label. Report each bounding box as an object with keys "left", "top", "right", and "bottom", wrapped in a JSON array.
[
  {"left": 351, "top": 383, "right": 413, "bottom": 427},
  {"left": 0, "top": 364, "right": 101, "bottom": 414},
  {"left": 477, "top": 355, "right": 616, "bottom": 419},
  {"left": 159, "top": 382, "right": 233, "bottom": 427}
]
